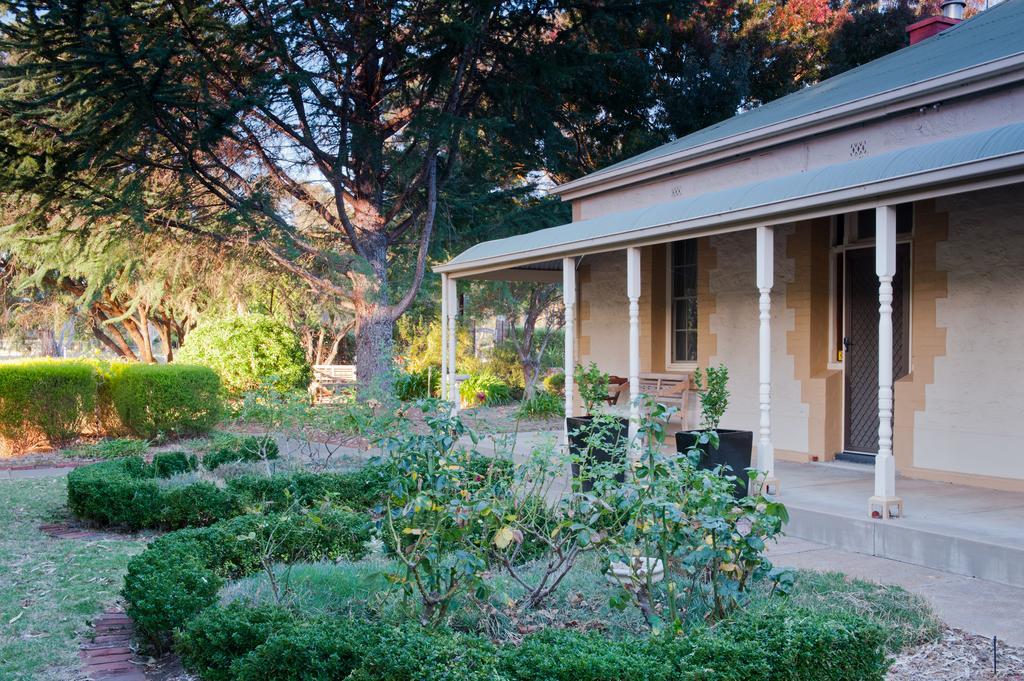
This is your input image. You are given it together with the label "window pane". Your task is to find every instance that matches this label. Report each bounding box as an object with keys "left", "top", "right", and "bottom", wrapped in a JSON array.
[
  {"left": 670, "top": 240, "right": 699, "bottom": 364},
  {"left": 857, "top": 208, "right": 876, "bottom": 240}
]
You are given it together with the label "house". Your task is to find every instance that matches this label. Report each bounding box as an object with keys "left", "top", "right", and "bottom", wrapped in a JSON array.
[{"left": 436, "top": 0, "right": 1024, "bottom": 521}]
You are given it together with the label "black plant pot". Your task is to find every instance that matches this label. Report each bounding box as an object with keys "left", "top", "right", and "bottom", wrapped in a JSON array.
[
  {"left": 566, "top": 415, "right": 629, "bottom": 492},
  {"left": 675, "top": 429, "right": 754, "bottom": 498}
]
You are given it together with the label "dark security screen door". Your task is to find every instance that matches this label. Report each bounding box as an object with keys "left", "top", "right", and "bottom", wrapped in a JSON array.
[{"left": 844, "top": 246, "right": 909, "bottom": 455}]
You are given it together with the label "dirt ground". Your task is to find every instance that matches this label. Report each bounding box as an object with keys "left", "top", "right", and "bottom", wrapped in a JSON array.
[{"left": 890, "top": 628, "right": 1024, "bottom": 680}]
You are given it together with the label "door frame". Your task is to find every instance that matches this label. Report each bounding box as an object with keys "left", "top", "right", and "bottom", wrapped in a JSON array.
[{"left": 829, "top": 212, "right": 914, "bottom": 459}]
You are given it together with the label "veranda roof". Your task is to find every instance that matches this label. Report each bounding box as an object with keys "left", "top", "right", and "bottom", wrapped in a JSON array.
[{"left": 437, "top": 122, "right": 1024, "bottom": 275}]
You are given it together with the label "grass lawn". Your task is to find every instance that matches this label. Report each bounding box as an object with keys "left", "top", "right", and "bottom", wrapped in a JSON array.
[{"left": 0, "top": 476, "right": 149, "bottom": 681}]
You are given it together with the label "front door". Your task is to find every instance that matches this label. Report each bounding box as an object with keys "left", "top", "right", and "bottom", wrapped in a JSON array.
[{"left": 843, "top": 246, "right": 909, "bottom": 455}]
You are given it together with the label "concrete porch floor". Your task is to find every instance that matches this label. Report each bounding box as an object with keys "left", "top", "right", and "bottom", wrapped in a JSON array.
[{"left": 776, "top": 460, "right": 1024, "bottom": 589}]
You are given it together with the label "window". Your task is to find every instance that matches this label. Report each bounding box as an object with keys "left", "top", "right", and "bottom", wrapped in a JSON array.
[{"left": 670, "top": 240, "right": 698, "bottom": 364}]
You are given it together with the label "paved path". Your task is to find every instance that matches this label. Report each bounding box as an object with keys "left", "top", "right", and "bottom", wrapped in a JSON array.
[{"left": 768, "top": 535, "right": 1024, "bottom": 647}]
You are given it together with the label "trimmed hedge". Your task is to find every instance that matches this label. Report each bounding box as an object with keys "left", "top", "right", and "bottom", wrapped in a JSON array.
[
  {"left": 67, "top": 457, "right": 237, "bottom": 530},
  {"left": 152, "top": 451, "right": 198, "bottom": 478},
  {"left": 175, "top": 601, "right": 889, "bottom": 681},
  {"left": 226, "top": 466, "right": 390, "bottom": 512},
  {"left": 176, "top": 603, "right": 298, "bottom": 681},
  {"left": 176, "top": 314, "right": 311, "bottom": 393},
  {"left": 110, "top": 363, "right": 223, "bottom": 439},
  {"left": 0, "top": 360, "right": 97, "bottom": 450},
  {"left": 203, "top": 433, "right": 279, "bottom": 471},
  {"left": 125, "top": 508, "right": 371, "bottom": 648},
  {"left": 68, "top": 456, "right": 386, "bottom": 531}
]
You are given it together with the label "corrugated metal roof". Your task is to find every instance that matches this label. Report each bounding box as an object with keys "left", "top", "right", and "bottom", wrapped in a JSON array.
[
  {"left": 444, "top": 122, "right": 1024, "bottom": 268},
  {"left": 570, "top": 0, "right": 1024, "bottom": 185}
]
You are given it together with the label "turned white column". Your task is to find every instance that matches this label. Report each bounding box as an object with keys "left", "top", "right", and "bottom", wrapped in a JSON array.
[
  {"left": 562, "top": 257, "right": 577, "bottom": 444},
  {"left": 870, "top": 206, "right": 903, "bottom": 519},
  {"left": 626, "top": 247, "right": 641, "bottom": 450},
  {"left": 440, "top": 273, "right": 449, "bottom": 402},
  {"left": 447, "top": 277, "right": 459, "bottom": 409},
  {"left": 755, "top": 226, "right": 778, "bottom": 495}
]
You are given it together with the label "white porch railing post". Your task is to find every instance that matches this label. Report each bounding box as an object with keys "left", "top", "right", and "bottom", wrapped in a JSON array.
[
  {"left": 562, "top": 257, "right": 577, "bottom": 445},
  {"left": 440, "top": 273, "right": 449, "bottom": 403},
  {"left": 447, "top": 277, "right": 459, "bottom": 411},
  {"left": 756, "top": 226, "right": 779, "bottom": 495},
  {"left": 870, "top": 206, "right": 904, "bottom": 519},
  {"left": 626, "top": 247, "right": 641, "bottom": 455}
]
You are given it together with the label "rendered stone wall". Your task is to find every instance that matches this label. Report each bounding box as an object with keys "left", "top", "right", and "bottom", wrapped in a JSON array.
[
  {"left": 707, "top": 226, "right": 810, "bottom": 461},
  {"left": 915, "top": 187, "right": 1024, "bottom": 482}
]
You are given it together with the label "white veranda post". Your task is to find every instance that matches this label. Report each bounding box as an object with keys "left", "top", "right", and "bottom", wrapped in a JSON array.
[
  {"left": 562, "top": 257, "right": 577, "bottom": 444},
  {"left": 440, "top": 273, "right": 449, "bottom": 403},
  {"left": 626, "top": 247, "right": 641, "bottom": 451},
  {"left": 447, "top": 276, "right": 459, "bottom": 410},
  {"left": 756, "top": 226, "right": 779, "bottom": 495},
  {"left": 870, "top": 206, "right": 904, "bottom": 519}
]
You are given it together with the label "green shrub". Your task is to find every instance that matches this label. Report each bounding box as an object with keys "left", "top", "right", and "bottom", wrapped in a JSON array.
[
  {"left": 176, "top": 603, "right": 297, "bottom": 681},
  {"left": 0, "top": 359, "right": 97, "bottom": 450},
  {"left": 86, "top": 359, "right": 129, "bottom": 435},
  {"left": 124, "top": 540, "right": 224, "bottom": 650},
  {"left": 110, "top": 363, "right": 223, "bottom": 439},
  {"left": 227, "top": 467, "right": 389, "bottom": 512},
  {"left": 67, "top": 457, "right": 163, "bottom": 529},
  {"left": 394, "top": 367, "right": 439, "bottom": 401},
  {"left": 203, "top": 432, "right": 279, "bottom": 471},
  {"left": 346, "top": 623, "right": 502, "bottom": 681},
  {"left": 542, "top": 370, "right": 565, "bottom": 395},
  {"left": 123, "top": 508, "right": 372, "bottom": 646},
  {"left": 65, "top": 437, "right": 148, "bottom": 460},
  {"left": 151, "top": 451, "right": 198, "bottom": 477},
  {"left": 395, "top": 317, "right": 479, "bottom": 374},
  {"left": 483, "top": 342, "right": 525, "bottom": 393},
  {"left": 232, "top": 619, "right": 367, "bottom": 681},
  {"left": 160, "top": 482, "right": 238, "bottom": 529},
  {"left": 68, "top": 456, "right": 231, "bottom": 529},
  {"left": 516, "top": 390, "right": 564, "bottom": 418},
  {"left": 459, "top": 373, "right": 512, "bottom": 407},
  {"left": 501, "top": 629, "right": 662, "bottom": 681},
  {"left": 177, "top": 314, "right": 311, "bottom": 393}
]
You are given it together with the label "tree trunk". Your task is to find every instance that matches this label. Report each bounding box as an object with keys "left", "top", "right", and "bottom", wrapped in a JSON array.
[
  {"left": 354, "top": 308, "right": 395, "bottom": 398},
  {"left": 38, "top": 327, "right": 58, "bottom": 357},
  {"left": 522, "top": 360, "right": 542, "bottom": 400}
]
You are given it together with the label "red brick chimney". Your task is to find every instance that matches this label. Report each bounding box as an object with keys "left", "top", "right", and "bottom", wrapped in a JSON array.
[{"left": 907, "top": 0, "right": 964, "bottom": 45}]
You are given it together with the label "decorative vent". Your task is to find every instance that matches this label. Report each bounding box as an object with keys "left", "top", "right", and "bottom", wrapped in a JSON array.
[
  {"left": 850, "top": 140, "right": 868, "bottom": 158},
  {"left": 670, "top": 185, "right": 683, "bottom": 197}
]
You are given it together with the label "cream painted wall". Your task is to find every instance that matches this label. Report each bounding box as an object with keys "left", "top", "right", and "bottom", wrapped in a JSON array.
[
  {"left": 579, "top": 251, "right": 629, "bottom": 377},
  {"left": 707, "top": 227, "right": 809, "bottom": 458},
  {"left": 915, "top": 187, "right": 1024, "bottom": 480}
]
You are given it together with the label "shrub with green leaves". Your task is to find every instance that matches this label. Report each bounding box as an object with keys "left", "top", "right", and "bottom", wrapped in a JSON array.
[
  {"left": 67, "top": 455, "right": 235, "bottom": 530},
  {"left": 542, "top": 370, "right": 565, "bottom": 395},
  {"left": 176, "top": 603, "right": 298, "bottom": 681},
  {"left": 231, "top": 618, "right": 367, "bottom": 681},
  {"left": 458, "top": 373, "right": 512, "bottom": 407},
  {"left": 394, "top": 367, "right": 439, "bottom": 401},
  {"left": 0, "top": 359, "right": 97, "bottom": 451},
  {"left": 177, "top": 314, "right": 311, "bottom": 393},
  {"left": 203, "top": 432, "right": 279, "bottom": 470},
  {"left": 110, "top": 363, "right": 223, "bottom": 439},
  {"left": 151, "top": 451, "right": 198, "bottom": 477},
  {"left": 65, "top": 437, "right": 148, "bottom": 460},
  {"left": 67, "top": 456, "right": 164, "bottom": 528},
  {"left": 516, "top": 390, "right": 564, "bottom": 418},
  {"left": 124, "top": 508, "right": 371, "bottom": 647},
  {"left": 227, "top": 467, "right": 389, "bottom": 513}
]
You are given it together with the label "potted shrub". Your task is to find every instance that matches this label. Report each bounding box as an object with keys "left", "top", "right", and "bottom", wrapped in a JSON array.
[
  {"left": 566, "top": 363, "right": 628, "bottom": 492},
  {"left": 674, "top": 366, "right": 752, "bottom": 497}
]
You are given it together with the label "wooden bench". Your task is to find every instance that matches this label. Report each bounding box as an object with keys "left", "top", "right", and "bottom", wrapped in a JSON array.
[
  {"left": 606, "top": 372, "right": 693, "bottom": 427},
  {"left": 310, "top": 364, "right": 356, "bottom": 402}
]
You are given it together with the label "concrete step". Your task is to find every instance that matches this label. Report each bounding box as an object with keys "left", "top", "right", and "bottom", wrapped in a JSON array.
[{"left": 784, "top": 503, "right": 1024, "bottom": 589}]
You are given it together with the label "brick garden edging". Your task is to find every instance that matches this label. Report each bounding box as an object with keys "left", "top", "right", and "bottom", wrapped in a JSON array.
[{"left": 79, "top": 609, "right": 146, "bottom": 681}]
